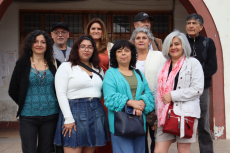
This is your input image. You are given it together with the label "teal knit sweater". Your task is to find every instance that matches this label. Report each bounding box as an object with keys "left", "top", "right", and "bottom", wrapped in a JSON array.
[{"left": 103, "top": 68, "right": 155, "bottom": 134}]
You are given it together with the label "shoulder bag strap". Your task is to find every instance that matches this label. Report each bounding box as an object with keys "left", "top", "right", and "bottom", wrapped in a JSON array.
[
  {"left": 79, "top": 62, "right": 103, "bottom": 80},
  {"left": 135, "top": 69, "right": 145, "bottom": 95},
  {"left": 135, "top": 69, "right": 143, "bottom": 82}
]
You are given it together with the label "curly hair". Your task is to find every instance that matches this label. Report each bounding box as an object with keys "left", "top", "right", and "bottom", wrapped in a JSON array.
[
  {"left": 85, "top": 18, "right": 108, "bottom": 53},
  {"left": 110, "top": 40, "right": 137, "bottom": 70},
  {"left": 20, "top": 30, "right": 54, "bottom": 63},
  {"left": 68, "top": 35, "right": 101, "bottom": 72}
]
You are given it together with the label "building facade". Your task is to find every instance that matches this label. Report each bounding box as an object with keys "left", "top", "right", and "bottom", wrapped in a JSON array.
[{"left": 0, "top": 0, "right": 229, "bottom": 139}]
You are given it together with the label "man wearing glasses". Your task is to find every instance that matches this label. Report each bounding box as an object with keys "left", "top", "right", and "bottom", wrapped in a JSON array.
[
  {"left": 186, "top": 13, "right": 217, "bottom": 153},
  {"left": 51, "top": 22, "right": 71, "bottom": 63}
]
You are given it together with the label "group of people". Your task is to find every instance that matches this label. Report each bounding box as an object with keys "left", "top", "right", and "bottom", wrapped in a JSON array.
[{"left": 8, "top": 12, "right": 217, "bottom": 153}]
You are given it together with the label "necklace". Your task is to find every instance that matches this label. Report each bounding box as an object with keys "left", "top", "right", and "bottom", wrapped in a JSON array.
[{"left": 31, "top": 58, "right": 47, "bottom": 84}]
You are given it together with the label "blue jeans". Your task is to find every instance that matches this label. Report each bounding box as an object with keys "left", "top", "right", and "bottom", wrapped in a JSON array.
[
  {"left": 19, "top": 113, "right": 59, "bottom": 153},
  {"left": 111, "top": 133, "right": 145, "bottom": 153}
]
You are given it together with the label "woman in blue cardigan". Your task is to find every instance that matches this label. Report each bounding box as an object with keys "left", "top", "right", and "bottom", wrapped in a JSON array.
[{"left": 103, "top": 40, "right": 154, "bottom": 153}]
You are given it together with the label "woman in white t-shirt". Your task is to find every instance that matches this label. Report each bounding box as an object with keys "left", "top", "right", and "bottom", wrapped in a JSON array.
[
  {"left": 130, "top": 27, "right": 165, "bottom": 153},
  {"left": 54, "top": 35, "right": 109, "bottom": 153}
]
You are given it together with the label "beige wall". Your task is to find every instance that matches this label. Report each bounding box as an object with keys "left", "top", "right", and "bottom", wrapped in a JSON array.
[
  {"left": 204, "top": 0, "right": 230, "bottom": 139},
  {"left": 174, "top": 0, "right": 188, "bottom": 34},
  {"left": 0, "top": 3, "right": 19, "bottom": 121},
  {"left": 0, "top": 0, "right": 188, "bottom": 121}
]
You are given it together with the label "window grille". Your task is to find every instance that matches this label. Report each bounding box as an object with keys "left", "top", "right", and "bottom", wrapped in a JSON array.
[
  {"left": 20, "top": 11, "right": 172, "bottom": 47},
  {"left": 24, "top": 14, "right": 42, "bottom": 32},
  {"left": 88, "top": 14, "right": 107, "bottom": 26}
]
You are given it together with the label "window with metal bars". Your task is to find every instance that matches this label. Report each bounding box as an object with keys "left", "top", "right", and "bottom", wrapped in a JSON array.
[{"left": 20, "top": 11, "right": 172, "bottom": 48}]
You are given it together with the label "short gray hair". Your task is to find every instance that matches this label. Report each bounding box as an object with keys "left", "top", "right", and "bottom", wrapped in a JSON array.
[
  {"left": 186, "top": 13, "right": 203, "bottom": 25},
  {"left": 130, "top": 27, "right": 154, "bottom": 42},
  {"left": 162, "top": 30, "right": 191, "bottom": 60}
]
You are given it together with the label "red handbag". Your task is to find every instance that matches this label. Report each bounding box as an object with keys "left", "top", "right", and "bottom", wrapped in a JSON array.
[{"left": 163, "top": 103, "right": 195, "bottom": 138}]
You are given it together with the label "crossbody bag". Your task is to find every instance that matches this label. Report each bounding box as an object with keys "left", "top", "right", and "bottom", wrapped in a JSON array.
[{"left": 163, "top": 102, "right": 195, "bottom": 138}]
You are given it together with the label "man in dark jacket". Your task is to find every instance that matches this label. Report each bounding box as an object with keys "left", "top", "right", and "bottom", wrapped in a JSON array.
[{"left": 186, "top": 13, "right": 217, "bottom": 153}]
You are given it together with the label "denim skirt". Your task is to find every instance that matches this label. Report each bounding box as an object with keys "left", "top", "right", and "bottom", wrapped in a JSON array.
[{"left": 54, "top": 98, "right": 110, "bottom": 148}]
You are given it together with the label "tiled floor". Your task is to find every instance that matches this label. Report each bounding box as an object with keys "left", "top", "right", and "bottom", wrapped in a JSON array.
[
  {"left": 0, "top": 130, "right": 230, "bottom": 153},
  {"left": 0, "top": 130, "right": 22, "bottom": 153},
  {"left": 168, "top": 139, "right": 230, "bottom": 153}
]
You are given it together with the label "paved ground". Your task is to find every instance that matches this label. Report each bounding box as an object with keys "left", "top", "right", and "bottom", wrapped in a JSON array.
[{"left": 0, "top": 130, "right": 230, "bottom": 153}]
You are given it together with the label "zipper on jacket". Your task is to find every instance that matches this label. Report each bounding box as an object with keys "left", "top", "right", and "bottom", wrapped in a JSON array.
[{"left": 192, "top": 38, "right": 196, "bottom": 56}]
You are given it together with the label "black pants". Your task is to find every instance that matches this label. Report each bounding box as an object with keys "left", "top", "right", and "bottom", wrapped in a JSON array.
[
  {"left": 145, "top": 125, "right": 155, "bottom": 153},
  {"left": 198, "top": 88, "right": 213, "bottom": 153},
  {"left": 19, "top": 114, "right": 59, "bottom": 153}
]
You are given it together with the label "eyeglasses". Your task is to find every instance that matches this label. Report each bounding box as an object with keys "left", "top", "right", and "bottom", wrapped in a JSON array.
[
  {"left": 80, "top": 45, "right": 94, "bottom": 51},
  {"left": 53, "top": 31, "right": 68, "bottom": 36}
]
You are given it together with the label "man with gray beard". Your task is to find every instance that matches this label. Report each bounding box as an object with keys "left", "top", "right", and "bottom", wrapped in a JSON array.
[{"left": 51, "top": 22, "right": 71, "bottom": 63}]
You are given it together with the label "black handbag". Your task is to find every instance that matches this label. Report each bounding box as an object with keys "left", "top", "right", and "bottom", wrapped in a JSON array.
[{"left": 114, "top": 104, "right": 145, "bottom": 137}]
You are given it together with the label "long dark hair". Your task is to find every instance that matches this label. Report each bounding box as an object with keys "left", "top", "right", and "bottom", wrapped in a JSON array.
[
  {"left": 110, "top": 40, "right": 137, "bottom": 70},
  {"left": 20, "top": 30, "right": 54, "bottom": 63},
  {"left": 68, "top": 35, "right": 101, "bottom": 71}
]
